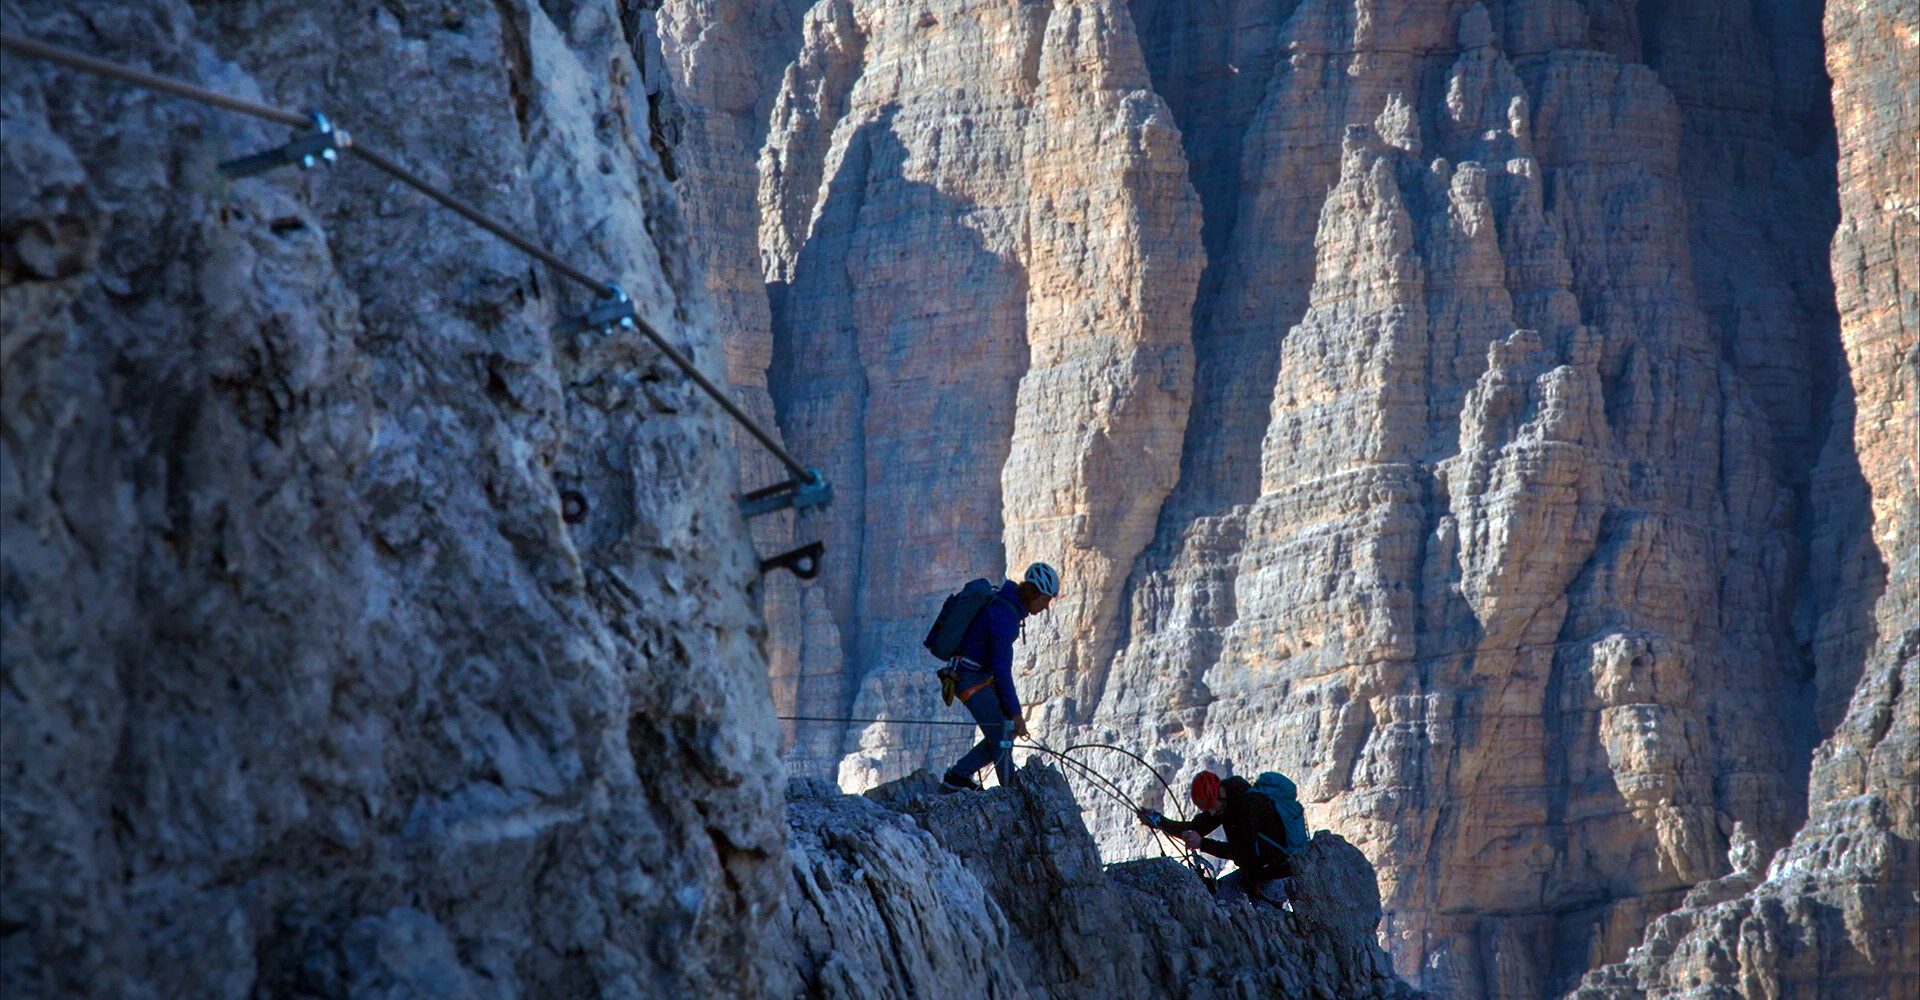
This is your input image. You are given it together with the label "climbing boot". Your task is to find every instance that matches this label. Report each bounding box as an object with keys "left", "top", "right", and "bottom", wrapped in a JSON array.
[
  {"left": 1266, "top": 877, "right": 1296, "bottom": 913},
  {"left": 939, "top": 772, "right": 981, "bottom": 794}
]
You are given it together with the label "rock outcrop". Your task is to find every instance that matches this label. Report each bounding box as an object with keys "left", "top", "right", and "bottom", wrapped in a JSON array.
[
  {"left": 786, "top": 762, "right": 1423, "bottom": 999},
  {"left": 661, "top": 0, "right": 1914, "bottom": 996},
  {"left": 2, "top": 2, "right": 792, "bottom": 996}
]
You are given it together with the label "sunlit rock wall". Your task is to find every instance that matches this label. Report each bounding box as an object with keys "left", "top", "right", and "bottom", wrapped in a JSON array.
[{"left": 660, "top": 0, "right": 1912, "bottom": 996}]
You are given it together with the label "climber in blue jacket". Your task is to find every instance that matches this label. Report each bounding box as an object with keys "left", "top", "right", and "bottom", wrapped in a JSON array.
[{"left": 939, "top": 563, "right": 1060, "bottom": 792}]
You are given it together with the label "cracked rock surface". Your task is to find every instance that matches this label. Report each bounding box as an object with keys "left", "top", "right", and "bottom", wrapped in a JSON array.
[
  {"left": 3, "top": 2, "right": 791, "bottom": 996},
  {"left": 787, "top": 763, "right": 1424, "bottom": 1000}
]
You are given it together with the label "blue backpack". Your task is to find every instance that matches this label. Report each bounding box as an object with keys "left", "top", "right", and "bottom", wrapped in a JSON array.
[
  {"left": 924, "top": 579, "right": 1003, "bottom": 661},
  {"left": 1251, "top": 772, "right": 1310, "bottom": 853}
]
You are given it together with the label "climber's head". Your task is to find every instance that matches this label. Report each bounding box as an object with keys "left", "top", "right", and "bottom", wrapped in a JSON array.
[
  {"left": 1191, "top": 770, "right": 1223, "bottom": 814},
  {"left": 1018, "top": 562, "right": 1060, "bottom": 614}
]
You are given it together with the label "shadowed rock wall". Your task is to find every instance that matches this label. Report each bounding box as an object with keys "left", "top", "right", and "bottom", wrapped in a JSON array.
[
  {"left": 2, "top": 1, "right": 792, "bottom": 995},
  {"left": 1573, "top": 0, "right": 1920, "bottom": 995}
]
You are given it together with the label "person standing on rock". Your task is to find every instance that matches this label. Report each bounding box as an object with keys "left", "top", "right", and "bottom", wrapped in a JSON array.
[
  {"left": 1139, "top": 770, "right": 1305, "bottom": 912},
  {"left": 934, "top": 562, "right": 1060, "bottom": 793}
]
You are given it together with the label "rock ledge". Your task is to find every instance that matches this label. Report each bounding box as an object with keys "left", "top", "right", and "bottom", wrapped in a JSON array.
[{"left": 785, "top": 763, "right": 1424, "bottom": 999}]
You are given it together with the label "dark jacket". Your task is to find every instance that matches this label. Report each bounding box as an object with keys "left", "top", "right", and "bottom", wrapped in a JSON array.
[
  {"left": 952, "top": 580, "right": 1027, "bottom": 718},
  {"left": 1159, "top": 777, "right": 1291, "bottom": 881}
]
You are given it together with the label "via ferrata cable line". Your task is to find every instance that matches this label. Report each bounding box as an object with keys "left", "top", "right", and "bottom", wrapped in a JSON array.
[
  {"left": 778, "top": 714, "right": 1203, "bottom": 868},
  {"left": 0, "top": 31, "right": 830, "bottom": 574}
]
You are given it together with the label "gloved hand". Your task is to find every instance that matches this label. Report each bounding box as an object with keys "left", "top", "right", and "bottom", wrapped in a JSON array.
[{"left": 1136, "top": 808, "right": 1161, "bottom": 828}]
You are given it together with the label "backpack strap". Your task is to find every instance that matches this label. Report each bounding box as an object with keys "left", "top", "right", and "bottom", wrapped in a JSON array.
[{"left": 1246, "top": 793, "right": 1292, "bottom": 860}]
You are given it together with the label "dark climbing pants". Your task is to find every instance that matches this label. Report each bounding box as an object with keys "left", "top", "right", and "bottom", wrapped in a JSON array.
[{"left": 946, "top": 686, "right": 1015, "bottom": 786}]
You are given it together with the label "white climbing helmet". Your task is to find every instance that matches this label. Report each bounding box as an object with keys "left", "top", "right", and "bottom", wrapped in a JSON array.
[{"left": 1023, "top": 562, "right": 1061, "bottom": 597}]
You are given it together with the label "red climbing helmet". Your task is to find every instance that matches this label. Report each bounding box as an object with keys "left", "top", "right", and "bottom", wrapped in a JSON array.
[{"left": 1191, "top": 770, "right": 1222, "bottom": 812}]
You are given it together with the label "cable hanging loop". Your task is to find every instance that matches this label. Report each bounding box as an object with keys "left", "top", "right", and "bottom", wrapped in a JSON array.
[{"left": 777, "top": 714, "right": 1196, "bottom": 864}]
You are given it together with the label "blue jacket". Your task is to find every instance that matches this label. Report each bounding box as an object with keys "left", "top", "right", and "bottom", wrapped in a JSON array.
[{"left": 953, "top": 580, "right": 1028, "bottom": 718}]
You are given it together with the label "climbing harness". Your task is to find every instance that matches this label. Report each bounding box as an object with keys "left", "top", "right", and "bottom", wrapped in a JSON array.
[{"left": 0, "top": 31, "right": 829, "bottom": 578}]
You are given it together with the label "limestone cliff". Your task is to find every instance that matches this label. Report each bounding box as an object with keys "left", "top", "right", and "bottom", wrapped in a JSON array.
[
  {"left": 660, "top": 0, "right": 1915, "bottom": 997},
  {"left": 2, "top": 2, "right": 792, "bottom": 995},
  {"left": 1572, "top": 1, "right": 1920, "bottom": 996}
]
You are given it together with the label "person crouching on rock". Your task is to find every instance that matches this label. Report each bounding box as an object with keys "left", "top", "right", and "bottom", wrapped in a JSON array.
[
  {"left": 938, "top": 563, "right": 1060, "bottom": 793},
  {"left": 1139, "top": 770, "right": 1301, "bottom": 912}
]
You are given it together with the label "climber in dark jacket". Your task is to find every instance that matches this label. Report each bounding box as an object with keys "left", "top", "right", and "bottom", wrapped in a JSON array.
[
  {"left": 940, "top": 562, "right": 1060, "bottom": 792},
  {"left": 1141, "top": 771, "right": 1296, "bottom": 910}
]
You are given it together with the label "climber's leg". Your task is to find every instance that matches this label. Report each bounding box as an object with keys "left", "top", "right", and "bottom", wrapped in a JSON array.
[
  {"left": 1214, "top": 871, "right": 1252, "bottom": 906},
  {"left": 944, "top": 687, "right": 1007, "bottom": 789}
]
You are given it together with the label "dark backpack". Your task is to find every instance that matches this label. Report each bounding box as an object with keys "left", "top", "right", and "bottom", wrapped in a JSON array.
[
  {"left": 923, "top": 578, "right": 1000, "bottom": 661},
  {"left": 1251, "top": 772, "right": 1310, "bottom": 853}
]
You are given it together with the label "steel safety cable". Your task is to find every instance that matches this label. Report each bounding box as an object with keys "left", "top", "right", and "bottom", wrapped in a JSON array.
[
  {"left": 778, "top": 715, "right": 979, "bottom": 727},
  {"left": 1015, "top": 740, "right": 1178, "bottom": 860},
  {"left": 1056, "top": 741, "right": 1218, "bottom": 872},
  {"left": 1061, "top": 741, "right": 1181, "bottom": 806},
  {"left": 779, "top": 715, "right": 1198, "bottom": 858},
  {"left": 0, "top": 31, "right": 813, "bottom": 482},
  {"left": 780, "top": 716, "right": 1153, "bottom": 820}
]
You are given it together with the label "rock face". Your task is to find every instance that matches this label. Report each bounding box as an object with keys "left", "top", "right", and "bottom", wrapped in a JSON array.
[
  {"left": 660, "top": 0, "right": 1916, "bottom": 996},
  {"left": 1571, "top": 1, "right": 1920, "bottom": 997},
  {"left": 787, "top": 762, "right": 1423, "bottom": 999},
  {"left": 661, "top": 0, "right": 1206, "bottom": 784},
  {"left": 655, "top": 0, "right": 835, "bottom": 770},
  {"left": 2, "top": 2, "right": 792, "bottom": 996}
]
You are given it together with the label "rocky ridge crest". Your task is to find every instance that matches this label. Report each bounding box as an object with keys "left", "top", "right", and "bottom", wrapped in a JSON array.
[{"left": 787, "top": 763, "right": 1424, "bottom": 1000}]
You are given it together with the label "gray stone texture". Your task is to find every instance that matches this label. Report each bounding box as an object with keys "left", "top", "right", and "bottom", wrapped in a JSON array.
[
  {"left": 791, "top": 762, "right": 1424, "bottom": 1000},
  {"left": 660, "top": 0, "right": 1916, "bottom": 997},
  {"left": 2, "top": 1, "right": 791, "bottom": 996}
]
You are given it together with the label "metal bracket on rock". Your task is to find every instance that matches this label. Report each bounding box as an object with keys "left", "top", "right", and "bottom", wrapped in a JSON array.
[
  {"left": 761, "top": 541, "right": 824, "bottom": 580},
  {"left": 220, "top": 111, "right": 348, "bottom": 178},
  {"left": 557, "top": 284, "right": 639, "bottom": 338},
  {"left": 738, "top": 468, "right": 832, "bottom": 519}
]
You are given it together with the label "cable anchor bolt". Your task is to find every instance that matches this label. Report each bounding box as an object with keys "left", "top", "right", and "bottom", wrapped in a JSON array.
[
  {"left": 220, "top": 111, "right": 349, "bottom": 179},
  {"left": 738, "top": 468, "right": 832, "bottom": 519},
  {"left": 557, "top": 284, "right": 639, "bottom": 339}
]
